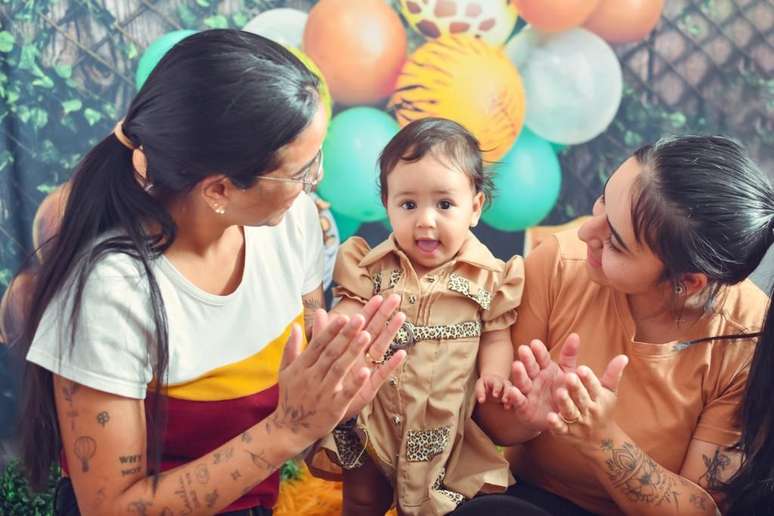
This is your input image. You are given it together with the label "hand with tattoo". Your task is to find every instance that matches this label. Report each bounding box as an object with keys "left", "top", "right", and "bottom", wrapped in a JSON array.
[
  {"left": 270, "top": 295, "right": 406, "bottom": 452},
  {"left": 546, "top": 353, "right": 629, "bottom": 446}
]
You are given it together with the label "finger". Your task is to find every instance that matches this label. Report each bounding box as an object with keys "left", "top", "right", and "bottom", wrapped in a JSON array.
[
  {"left": 365, "top": 349, "right": 406, "bottom": 391},
  {"left": 336, "top": 365, "right": 372, "bottom": 409},
  {"left": 314, "top": 314, "right": 365, "bottom": 375},
  {"left": 511, "top": 361, "right": 533, "bottom": 394},
  {"left": 600, "top": 355, "right": 629, "bottom": 393},
  {"left": 366, "top": 310, "right": 406, "bottom": 363},
  {"left": 546, "top": 412, "right": 568, "bottom": 435},
  {"left": 502, "top": 385, "right": 527, "bottom": 411},
  {"left": 321, "top": 329, "right": 371, "bottom": 389},
  {"left": 555, "top": 387, "right": 580, "bottom": 422},
  {"left": 358, "top": 295, "right": 385, "bottom": 329},
  {"left": 475, "top": 378, "right": 487, "bottom": 403},
  {"left": 363, "top": 294, "right": 400, "bottom": 337},
  {"left": 491, "top": 378, "right": 503, "bottom": 398},
  {"left": 577, "top": 365, "right": 602, "bottom": 402},
  {"left": 529, "top": 339, "right": 552, "bottom": 369},
  {"left": 304, "top": 314, "right": 348, "bottom": 363},
  {"left": 312, "top": 308, "right": 328, "bottom": 340},
  {"left": 558, "top": 333, "right": 580, "bottom": 371},
  {"left": 518, "top": 345, "right": 540, "bottom": 379},
  {"left": 566, "top": 373, "right": 592, "bottom": 413},
  {"left": 279, "top": 324, "right": 303, "bottom": 371}
]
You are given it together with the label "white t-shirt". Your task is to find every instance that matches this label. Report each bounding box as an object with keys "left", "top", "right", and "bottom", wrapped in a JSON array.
[{"left": 27, "top": 193, "right": 324, "bottom": 400}]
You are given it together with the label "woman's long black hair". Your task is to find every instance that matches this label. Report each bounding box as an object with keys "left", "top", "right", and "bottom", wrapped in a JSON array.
[
  {"left": 18, "top": 29, "right": 320, "bottom": 489},
  {"left": 630, "top": 136, "right": 774, "bottom": 513}
]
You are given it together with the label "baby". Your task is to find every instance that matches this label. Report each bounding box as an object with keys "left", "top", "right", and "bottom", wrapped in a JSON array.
[{"left": 310, "top": 117, "right": 524, "bottom": 515}]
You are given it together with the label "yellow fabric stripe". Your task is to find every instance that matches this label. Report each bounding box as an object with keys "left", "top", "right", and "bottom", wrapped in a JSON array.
[{"left": 163, "top": 313, "right": 306, "bottom": 401}]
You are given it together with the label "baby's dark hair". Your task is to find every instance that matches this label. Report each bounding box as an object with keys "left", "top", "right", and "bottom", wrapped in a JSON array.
[{"left": 378, "top": 117, "right": 493, "bottom": 208}]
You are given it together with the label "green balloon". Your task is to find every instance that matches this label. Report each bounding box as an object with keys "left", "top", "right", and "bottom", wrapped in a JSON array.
[
  {"left": 482, "top": 128, "right": 562, "bottom": 232},
  {"left": 135, "top": 30, "right": 197, "bottom": 90},
  {"left": 317, "top": 107, "right": 398, "bottom": 222},
  {"left": 331, "top": 210, "right": 361, "bottom": 241}
]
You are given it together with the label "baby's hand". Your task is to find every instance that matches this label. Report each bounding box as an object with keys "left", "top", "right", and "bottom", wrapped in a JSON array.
[{"left": 475, "top": 373, "right": 512, "bottom": 404}]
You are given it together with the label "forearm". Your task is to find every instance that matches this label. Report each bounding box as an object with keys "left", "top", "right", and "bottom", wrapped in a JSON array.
[
  {"left": 302, "top": 284, "right": 326, "bottom": 338},
  {"left": 474, "top": 400, "right": 541, "bottom": 446},
  {"left": 108, "top": 418, "right": 302, "bottom": 516},
  {"left": 581, "top": 425, "right": 718, "bottom": 516},
  {"left": 478, "top": 329, "right": 513, "bottom": 378}
]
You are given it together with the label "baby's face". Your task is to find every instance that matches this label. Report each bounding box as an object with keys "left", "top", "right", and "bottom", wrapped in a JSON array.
[{"left": 385, "top": 154, "right": 484, "bottom": 276}]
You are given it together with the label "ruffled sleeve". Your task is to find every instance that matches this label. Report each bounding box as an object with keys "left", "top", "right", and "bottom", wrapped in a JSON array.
[
  {"left": 481, "top": 255, "right": 525, "bottom": 332},
  {"left": 332, "top": 236, "right": 373, "bottom": 304}
]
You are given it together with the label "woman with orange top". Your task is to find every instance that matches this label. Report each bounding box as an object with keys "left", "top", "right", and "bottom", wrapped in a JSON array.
[{"left": 470, "top": 136, "right": 773, "bottom": 515}]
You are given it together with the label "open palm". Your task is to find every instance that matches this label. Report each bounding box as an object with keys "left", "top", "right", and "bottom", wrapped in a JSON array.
[{"left": 508, "top": 334, "right": 581, "bottom": 431}]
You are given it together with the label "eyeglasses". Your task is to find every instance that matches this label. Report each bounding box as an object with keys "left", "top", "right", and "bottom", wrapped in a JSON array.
[{"left": 256, "top": 149, "right": 324, "bottom": 194}]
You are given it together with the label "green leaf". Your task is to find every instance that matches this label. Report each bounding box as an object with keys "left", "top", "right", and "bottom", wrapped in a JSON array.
[
  {"left": 178, "top": 4, "right": 197, "bottom": 28},
  {"left": 16, "top": 105, "right": 30, "bottom": 123},
  {"left": 54, "top": 63, "right": 72, "bottom": 78},
  {"left": 30, "top": 107, "right": 48, "bottom": 129},
  {"left": 62, "top": 99, "right": 82, "bottom": 114},
  {"left": 195, "top": 0, "right": 211, "bottom": 6},
  {"left": 32, "top": 74, "right": 55, "bottom": 89},
  {"left": 83, "top": 107, "right": 102, "bottom": 126},
  {"left": 102, "top": 103, "right": 117, "bottom": 119},
  {"left": 0, "top": 31, "right": 14, "bottom": 52},
  {"left": 19, "top": 44, "right": 38, "bottom": 70},
  {"left": 203, "top": 15, "right": 228, "bottom": 29},
  {"left": 5, "top": 89, "right": 18, "bottom": 104},
  {"left": 232, "top": 11, "right": 248, "bottom": 28},
  {"left": 668, "top": 112, "right": 686, "bottom": 128},
  {"left": 37, "top": 183, "right": 57, "bottom": 194},
  {"left": 126, "top": 42, "right": 138, "bottom": 60}
]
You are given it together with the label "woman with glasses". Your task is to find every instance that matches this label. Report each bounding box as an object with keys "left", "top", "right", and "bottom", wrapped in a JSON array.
[{"left": 17, "top": 29, "right": 406, "bottom": 516}]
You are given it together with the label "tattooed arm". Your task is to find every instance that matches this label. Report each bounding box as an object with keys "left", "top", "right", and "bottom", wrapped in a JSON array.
[
  {"left": 548, "top": 361, "right": 724, "bottom": 516},
  {"left": 301, "top": 284, "right": 325, "bottom": 339},
  {"left": 55, "top": 305, "right": 406, "bottom": 516}
]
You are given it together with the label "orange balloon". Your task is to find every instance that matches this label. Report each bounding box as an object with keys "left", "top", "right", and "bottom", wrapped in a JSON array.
[
  {"left": 584, "top": 0, "right": 664, "bottom": 43},
  {"left": 32, "top": 182, "right": 70, "bottom": 263},
  {"left": 513, "top": 0, "right": 601, "bottom": 32},
  {"left": 303, "top": 0, "right": 407, "bottom": 105}
]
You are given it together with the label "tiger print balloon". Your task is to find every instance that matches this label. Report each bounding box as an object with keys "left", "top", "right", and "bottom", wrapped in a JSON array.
[
  {"left": 388, "top": 35, "right": 525, "bottom": 161},
  {"left": 399, "top": 0, "right": 519, "bottom": 46}
]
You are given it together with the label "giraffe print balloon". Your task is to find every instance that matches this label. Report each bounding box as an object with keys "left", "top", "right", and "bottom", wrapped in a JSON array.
[{"left": 399, "top": 0, "right": 519, "bottom": 46}]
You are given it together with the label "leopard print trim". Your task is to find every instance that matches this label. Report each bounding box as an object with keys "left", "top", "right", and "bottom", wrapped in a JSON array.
[
  {"left": 333, "top": 427, "right": 366, "bottom": 470},
  {"left": 447, "top": 273, "right": 492, "bottom": 310},
  {"left": 388, "top": 269, "right": 402, "bottom": 288},
  {"left": 406, "top": 426, "right": 451, "bottom": 462},
  {"left": 432, "top": 468, "right": 466, "bottom": 507},
  {"left": 372, "top": 272, "right": 383, "bottom": 296},
  {"left": 392, "top": 320, "right": 481, "bottom": 348},
  {"left": 372, "top": 269, "right": 402, "bottom": 296}
]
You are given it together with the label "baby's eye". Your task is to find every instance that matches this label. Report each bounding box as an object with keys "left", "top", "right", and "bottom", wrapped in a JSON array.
[
  {"left": 400, "top": 201, "right": 416, "bottom": 210},
  {"left": 438, "top": 200, "right": 453, "bottom": 210}
]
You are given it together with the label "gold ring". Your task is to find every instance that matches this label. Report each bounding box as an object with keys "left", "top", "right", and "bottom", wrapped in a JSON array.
[
  {"left": 365, "top": 351, "right": 384, "bottom": 366},
  {"left": 560, "top": 412, "right": 580, "bottom": 425}
]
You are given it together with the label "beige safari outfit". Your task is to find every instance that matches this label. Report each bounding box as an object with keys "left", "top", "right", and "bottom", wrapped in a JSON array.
[{"left": 309, "top": 234, "right": 524, "bottom": 515}]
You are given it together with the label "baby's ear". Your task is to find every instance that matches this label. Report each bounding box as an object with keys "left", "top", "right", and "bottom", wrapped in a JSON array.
[{"left": 471, "top": 191, "right": 485, "bottom": 225}]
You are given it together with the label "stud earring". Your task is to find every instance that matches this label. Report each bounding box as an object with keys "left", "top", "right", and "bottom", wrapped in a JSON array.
[
  {"left": 213, "top": 205, "right": 226, "bottom": 215},
  {"left": 674, "top": 283, "right": 686, "bottom": 296}
]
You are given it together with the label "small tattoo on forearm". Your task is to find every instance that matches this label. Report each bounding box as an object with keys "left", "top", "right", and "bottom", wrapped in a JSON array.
[
  {"left": 246, "top": 449, "right": 277, "bottom": 472},
  {"left": 689, "top": 493, "right": 709, "bottom": 510},
  {"left": 213, "top": 446, "right": 234, "bottom": 464},
  {"left": 195, "top": 464, "right": 209, "bottom": 484},
  {"left": 601, "top": 440, "right": 680, "bottom": 509},
  {"left": 97, "top": 411, "right": 110, "bottom": 426},
  {"left": 121, "top": 466, "right": 142, "bottom": 476},
  {"left": 74, "top": 436, "right": 97, "bottom": 472},
  {"left": 127, "top": 499, "right": 152, "bottom": 515},
  {"left": 241, "top": 431, "right": 252, "bottom": 443},
  {"left": 119, "top": 454, "right": 142, "bottom": 464},
  {"left": 231, "top": 469, "right": 242, "bottom": 481},
  {"left": 698, "top": 449, "right": 731, "bottom": 491},
  {"left": 205, "top": 489, "right": 219, "bottom": 508}
]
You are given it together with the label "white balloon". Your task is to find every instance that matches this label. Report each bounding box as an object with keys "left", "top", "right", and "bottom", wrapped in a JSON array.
[
  {"left": 242, "top": 8, "right": 308, "bottom": 48},
  {"left": 505, "top": 26, "right": 623, "bottom": 145}
]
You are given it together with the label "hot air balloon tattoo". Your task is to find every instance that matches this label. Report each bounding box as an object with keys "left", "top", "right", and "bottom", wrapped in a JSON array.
[{"left": 74, "top": 436, "right": 96, "bottom": 472}]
